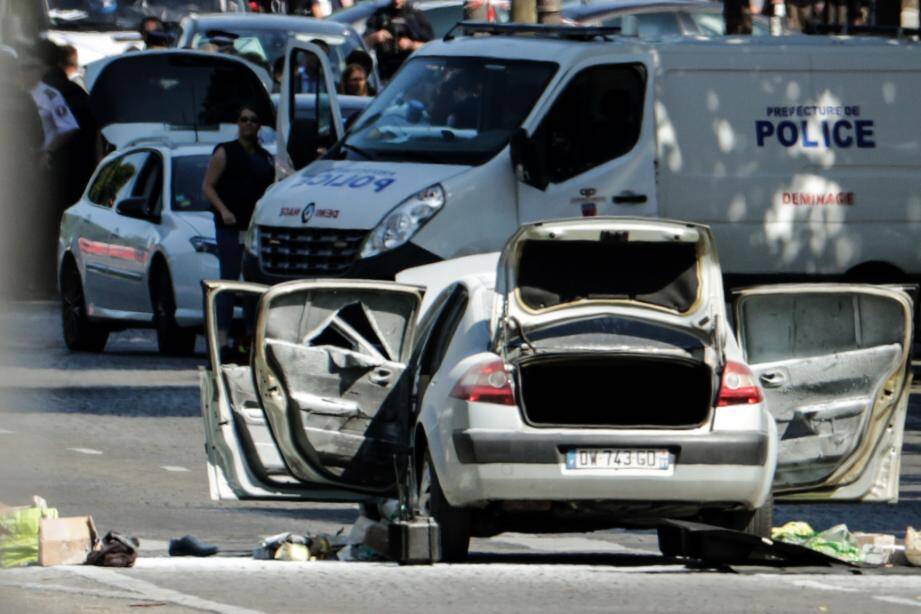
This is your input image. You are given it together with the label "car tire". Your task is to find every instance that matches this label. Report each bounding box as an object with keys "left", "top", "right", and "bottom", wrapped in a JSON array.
[
  {"left": 60, "top": 261, "right": 109, "bottom": 352},
  {"left": 715, "top": 495, "right": 774, "bottom": 538},
  {"left": 417, "top": 451, "right": 471, "bottom": 562},
  {"left": 152, "top": 268, "right": 196, "bottom": 356}
]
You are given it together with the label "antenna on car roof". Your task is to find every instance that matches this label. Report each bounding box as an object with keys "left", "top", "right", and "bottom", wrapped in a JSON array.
[{"left": 443, "top": 20, "right": 621, "bottom": 42}]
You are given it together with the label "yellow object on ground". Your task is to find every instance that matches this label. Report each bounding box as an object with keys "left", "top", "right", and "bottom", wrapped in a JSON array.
[{"left": 0, "top": 497, "right": 59, "bottom": 568}]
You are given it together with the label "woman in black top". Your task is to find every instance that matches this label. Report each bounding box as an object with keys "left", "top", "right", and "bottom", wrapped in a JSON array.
[{"left": 202, "top": 104, "right": 274, "bottom": 354}]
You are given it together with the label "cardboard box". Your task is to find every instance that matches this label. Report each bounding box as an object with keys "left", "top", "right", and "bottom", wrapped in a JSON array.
[{"left": 38, "top": 516, "right": 97, "bottom": 566}]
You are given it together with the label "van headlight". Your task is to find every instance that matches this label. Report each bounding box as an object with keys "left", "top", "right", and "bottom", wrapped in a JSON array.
[{"left": 360, "top": 184, "right": 445, "bottom": 259}]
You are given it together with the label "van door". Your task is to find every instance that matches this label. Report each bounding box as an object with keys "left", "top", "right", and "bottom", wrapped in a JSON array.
[
  {"left": 515, "top": 60, "right": 657, "bottom": 223},
  {"left": 200, "top": 279, "right": 423, "bottom": 501},
  {"left": 277, "top": 40, "right": 344, "bottom": 178},
  {"left": 733, "top": 284, "right": 914, "bottom": 502}
]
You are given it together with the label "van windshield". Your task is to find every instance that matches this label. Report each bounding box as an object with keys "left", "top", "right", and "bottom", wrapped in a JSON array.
[{"left": 337, "top": 56, "right": 557, "bottom": 166}]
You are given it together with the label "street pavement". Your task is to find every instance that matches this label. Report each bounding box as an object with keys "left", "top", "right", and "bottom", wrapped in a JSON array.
[{"left": 1, "top": 301, "right": 920, "bottom": 613}]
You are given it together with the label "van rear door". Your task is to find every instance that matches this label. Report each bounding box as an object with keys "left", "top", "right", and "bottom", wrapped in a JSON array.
[
  {"left": 514, "top": 59, "right": 657, "bottom": 222},
  {"left": 734, "top": 284, "right": 914, "bottom": 502},
  {"left": 277, "top": 40, "right": 344, "bottom": 178}
]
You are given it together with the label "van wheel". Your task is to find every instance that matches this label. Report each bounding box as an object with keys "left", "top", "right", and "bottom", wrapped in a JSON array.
[
  {"left": 417, "top": 452, "right": 471, "bottom": 562},
  {"left": 60, "top": 261, "right": 108, "bottom": 352},
  {"left": 153, "top": 268, "right": 196, "bottom": 356}
]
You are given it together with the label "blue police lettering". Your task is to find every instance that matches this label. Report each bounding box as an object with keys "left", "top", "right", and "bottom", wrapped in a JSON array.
[
  {"left": 373, "top": 178, "right": 395, "bottom": 192},
  {"left": 755, "top": 119, "right": 876, "bottom": 149},
  {"left": 348, "top": 175, "right": 374, "bottom": 188}
]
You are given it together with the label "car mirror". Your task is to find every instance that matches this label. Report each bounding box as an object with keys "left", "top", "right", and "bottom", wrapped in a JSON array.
[
  {"left": 509, "top": 128, "right": 549, "bottom": 191},
  {"left": 116, "top": 197, "right": 159, "bottom": 223}
]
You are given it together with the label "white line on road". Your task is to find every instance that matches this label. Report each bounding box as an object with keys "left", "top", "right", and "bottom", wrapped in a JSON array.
[
  {"left": 0, "top": 579, "right": 148, "bottom": 602},
  {"left": 0, "top": 429, "right": 12, "bottom": 434},
  {"left": 64, "top": 566, "right": 266, "bottom": 614},
  {"left": 67, "top": 448, "right": 103, "bottom": 455},
  {"left": 789, "top": 580, "right": 860, "bottom": 593},
  {"left": 161, "top": 465, "right": 190, "bottom": 472},
  {"left": 874, "top": 596, "right": 921, "bottom": 608}
]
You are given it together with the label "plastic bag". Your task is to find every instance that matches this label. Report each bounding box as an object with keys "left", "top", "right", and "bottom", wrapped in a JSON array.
[{"left": 0, "top": 497, "right": 59, "bottom": 568}]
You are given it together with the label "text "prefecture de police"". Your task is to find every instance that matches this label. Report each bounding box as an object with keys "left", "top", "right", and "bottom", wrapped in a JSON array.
[{"left": 756, "top": 105, "right": 875, "bottom": 149}]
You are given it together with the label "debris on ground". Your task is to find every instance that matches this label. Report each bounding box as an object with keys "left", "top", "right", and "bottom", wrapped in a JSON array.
[
  {"left": 771, "top": 522, "right": 898, "bottom": 565},
  {"left": 169, "top": 535, "right": 219, "bottom": 557},
  {"left": 86, "top": 532, "right": 140, "bottom": 568},
  {"left": 906, "top": 526, "right": 921, "bottom": 567},
  {"left": 39, "top": 515, "right": 97, "bottom": 566},
  {"left": 0, "top": 496, "right": 58, "bottom": 568},
  {"left": 253, "top": 530, "right": 348, "bottom": 562}
]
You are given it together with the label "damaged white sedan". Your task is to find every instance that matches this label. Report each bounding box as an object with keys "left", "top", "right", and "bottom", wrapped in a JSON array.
[{"left": 199, "top": 218, "right": 914, "bottom": 561}]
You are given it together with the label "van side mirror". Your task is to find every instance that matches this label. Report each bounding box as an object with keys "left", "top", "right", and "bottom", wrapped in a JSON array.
[
  {"left": 116, "top": 197, "right": 159, "bottom": 223},
  {"left": 509, "top": 128, "right": 549, "bottom": 191}
]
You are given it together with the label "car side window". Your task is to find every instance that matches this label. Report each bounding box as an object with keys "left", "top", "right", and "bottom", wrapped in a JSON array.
[
  {"left": 532, "top": 63, "right": 646, "bottom": 184},
  {"left": 129, "top": 152, "right": 164, "bottom": 218},
  {"left": 88, "top": 152, "right": 148, "bottom": 208}
]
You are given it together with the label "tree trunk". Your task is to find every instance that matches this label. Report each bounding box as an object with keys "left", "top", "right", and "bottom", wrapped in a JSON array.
[
  {"left": 537, "top": 0, "right": 562, "bottom": 24},
  {"left": 511, "top": 0, "right": 536, "bottom": 23}
]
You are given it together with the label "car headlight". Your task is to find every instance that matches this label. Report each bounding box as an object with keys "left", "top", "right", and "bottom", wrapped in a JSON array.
[
  {"left": 360, "top": 184, "right": 445, "bottom": 259},
  {"left": 243, "top": 224, "right": 261, "bottom": 256},
  {"left": 189, "top": 236, "right": 217, "bottom": 255}
]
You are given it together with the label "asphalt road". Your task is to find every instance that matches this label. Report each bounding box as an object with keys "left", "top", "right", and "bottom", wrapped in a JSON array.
[{"left": 1, "top": 301, "right": 920, "bottom": 613}]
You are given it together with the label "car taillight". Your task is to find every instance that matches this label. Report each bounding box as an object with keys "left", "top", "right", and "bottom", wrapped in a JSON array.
[
  {"left": 717, "top": 361, "right": 763, "bottom": 406},
  {"left": 450, "top": 358, "right": 515, "bottom": 405}
]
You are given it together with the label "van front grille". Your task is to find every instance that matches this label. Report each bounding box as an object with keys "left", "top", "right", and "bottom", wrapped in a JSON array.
[{"left": 258, "top": 225, "right": 367, "bottom": 277}]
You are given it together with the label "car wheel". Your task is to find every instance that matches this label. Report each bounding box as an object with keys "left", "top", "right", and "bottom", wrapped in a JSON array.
[
  {"left": 417, "top": 451, "right": 471, "bottom": 562},
  {"left": 152, "top": 268, "right": 196, "bottom": 356},
  {"left": 60, "top": 261, "right": 109, "bottom": 352},
  {"left": 713, "top": 495, "right": 774, "bottom": 538}
]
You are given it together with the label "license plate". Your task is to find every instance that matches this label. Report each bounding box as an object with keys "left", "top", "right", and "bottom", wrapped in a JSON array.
[{"left": 565, "top": 448, "right": 671, "bottom": 471}]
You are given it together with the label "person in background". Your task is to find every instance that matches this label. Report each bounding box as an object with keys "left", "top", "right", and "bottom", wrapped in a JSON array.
[
  {"left": 201, "top": 104, "right": 274, "bottom": 358},
  {"left": 364, "top": 0, "right": 433, "bottom": 80},
  {"left": 139, "top": 16, "right": 171, "bottom": 49},
  {"left": 301, "top": 0, "right": 353, "bottom": 18},
  {"left": 341, "top": 63, "right": 369, "bottom": 96},
  {"left": 60, "top": 44, "right": 85, "bottom": 89},
  {"left": 272, "top": 56, "right": 285, "bottom": 93},
  {"left": 344, "top": 48, "right": 376, "bottom": 94},
  {"left": 20, "top": 51, "right": 80, "bottom": 296},
  {"left": 38, "top": 40, "right": 98, "bottom": 207}
]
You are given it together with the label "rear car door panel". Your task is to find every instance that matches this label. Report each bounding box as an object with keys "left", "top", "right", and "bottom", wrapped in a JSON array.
[
  {"left": 200, "top": 279, "right": 422, "bottom": 502},
  {"left": 734, "top": 284, "right": 913, "bottom": 502},
  {"left": 253, "top": 281, "right": 422, "bottom": 493}
]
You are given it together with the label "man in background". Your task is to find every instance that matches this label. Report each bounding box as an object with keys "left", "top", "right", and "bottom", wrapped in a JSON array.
[{"left": 364, "top": 0, "right": 433, "bottom": 80}]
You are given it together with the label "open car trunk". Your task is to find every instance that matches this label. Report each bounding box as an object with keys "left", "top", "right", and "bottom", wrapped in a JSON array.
[{"left": 517, "top": 353, "right": 713, "bottom": 429}]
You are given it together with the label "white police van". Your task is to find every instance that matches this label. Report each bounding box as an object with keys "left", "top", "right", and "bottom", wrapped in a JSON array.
[{"left": 247, "top": 24, "right": 921, "bottom": 290}]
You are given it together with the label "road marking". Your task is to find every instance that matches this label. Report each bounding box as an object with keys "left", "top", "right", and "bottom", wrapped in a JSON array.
[
  {"left": 0, "top": 579, "right": 147, "bottom": 602},
  {"left": 64, "top": 566, "right": 266, "bottom": 614},
  {"left": 492, "top": 533, "right": 655, "bottom": 556},
  {"left": 67, "top": 447, "right": 103, "bottom": 455},
  {"left": 789, "top": 580, "right": 860, "bottom": 593},
  {"left": 874, "top": 596, "right": 921, "bottom": 608},
  {"left": 0, "top": 429, "right": 12, "bottom": 434},
  {"left": 161, "top": 465, "right": 189, "bottom": 472}
]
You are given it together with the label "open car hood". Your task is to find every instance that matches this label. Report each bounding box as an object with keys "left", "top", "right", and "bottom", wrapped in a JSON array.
[
  {"left": 87, "top": 50, "right": 273, "bottom": 148},
  {"left": 493, "top": 218, "right": 724, "bottom": 352}
]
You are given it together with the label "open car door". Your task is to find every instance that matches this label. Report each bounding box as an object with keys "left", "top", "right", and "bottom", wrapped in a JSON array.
[
  {"left": 277, "top": 40, "right": 344, "bottom": 178},
  {"left": 733, "top": 284, "right": 914, "bottom": 502},
  {"left": 200, "top": 279, "right": 423, "bottom": 501}
]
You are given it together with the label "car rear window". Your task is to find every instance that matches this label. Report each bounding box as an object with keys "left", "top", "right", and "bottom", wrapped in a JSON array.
[
  {"left": 516, "top": 239, "right": 700, "bottom": 313},
  {"left": 171, "top": 155, "right": 212, "bottom": 212}
]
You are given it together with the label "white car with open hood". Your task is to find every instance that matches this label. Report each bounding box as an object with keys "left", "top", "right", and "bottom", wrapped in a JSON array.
[
  {"left": 58, "top": 50, "right": 276, "bottom": 353},
  {"left": 199, "top": 217, "right": 914, "bottom": 561}
]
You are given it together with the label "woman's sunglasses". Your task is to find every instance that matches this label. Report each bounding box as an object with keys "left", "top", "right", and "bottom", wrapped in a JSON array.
[{"left": 238, "top": 115, "right": 260, "bottom": 124}]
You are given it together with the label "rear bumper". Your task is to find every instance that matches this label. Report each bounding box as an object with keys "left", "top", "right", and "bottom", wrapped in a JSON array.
[
  {"left": 452, "top": 429, "right": 769, "bottom": 466},
  {"left": 439, "top": 428, "right": 773, "bottom": 509},
  {"left": 242, "top": 242, "right": 441, "bottom": 284}
]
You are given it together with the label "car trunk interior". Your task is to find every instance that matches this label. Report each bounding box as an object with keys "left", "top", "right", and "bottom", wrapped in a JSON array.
[
  {"left": 515, "top": 239, "right": 700, "bottom": 312},
  {"left": 517, "top": 354, "right": 713, "bottom": 428}
]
